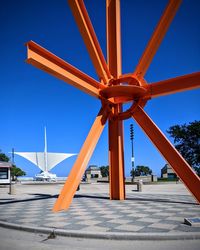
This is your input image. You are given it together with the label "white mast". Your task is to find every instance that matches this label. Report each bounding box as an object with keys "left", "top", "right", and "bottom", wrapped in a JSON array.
[{"left": 44, "top": 127, "right": 48, "bottom": 172}]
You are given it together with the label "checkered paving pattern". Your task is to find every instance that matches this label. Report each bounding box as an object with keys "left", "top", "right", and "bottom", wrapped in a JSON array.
[{"left": 0, "top": 193, "right": 200, "bottom": 234}]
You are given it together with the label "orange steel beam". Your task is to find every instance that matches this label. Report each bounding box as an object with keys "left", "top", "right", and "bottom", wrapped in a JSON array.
[
  {"left": 134, "top": 0, "right": 182, "bottom": 80},
  {"left": 132, "top": 106, "right": 200, "bottom": 204},
  {"left": 107, "top": 0, "right": 125, "bottom": 200},
  {"left": 26, "top": 41, "right": 105, "bottom": 98},
  {"left": 53, "top": 106, "right": 109, "bottom": 212},
  {"left": 68, "top": 0, "right": 111, "bottom": 84},
  {"left": 149, "top": 72, "right": 200, "bottom": 98},
  {"left": 109, "top": 114, "right": 125, "bottom": 199},
  {"left": 106, "top": 0, "right": 122, "bottom": 78}
]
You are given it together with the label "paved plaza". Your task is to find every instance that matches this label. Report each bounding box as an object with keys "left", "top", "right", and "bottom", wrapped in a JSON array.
[{"left": 0, "top": 182, "right": 200, "bottom": 240}]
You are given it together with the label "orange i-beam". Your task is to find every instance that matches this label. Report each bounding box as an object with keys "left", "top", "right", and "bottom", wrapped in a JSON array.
[{"left": 107, "top": 0, "right": 125, "bottom": 200}]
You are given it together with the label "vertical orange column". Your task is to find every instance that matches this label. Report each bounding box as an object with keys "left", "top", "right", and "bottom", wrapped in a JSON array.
[{"left": 107, "top": 0, "right": 125, "bottom": 200}]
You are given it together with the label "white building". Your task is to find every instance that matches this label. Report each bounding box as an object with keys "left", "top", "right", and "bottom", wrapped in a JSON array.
[
  {"left": 0, "top": 161, "right": 12, "bottom": 184},
  {"left": 14, "top": 127, "right": 76, "bottom": 181},
  {"left": 85, "top": 165, "right": 102, "bottom": 180}
]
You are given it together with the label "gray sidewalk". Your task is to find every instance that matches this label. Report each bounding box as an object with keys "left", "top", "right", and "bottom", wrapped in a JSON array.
[{"left": 0, "top": 182, "right": 200, "bottom": 240}]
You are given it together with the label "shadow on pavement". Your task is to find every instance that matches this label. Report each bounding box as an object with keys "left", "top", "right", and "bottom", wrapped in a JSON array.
[
  {"left": 0, "top": 193, "right": 198, "bottom": 206},
  {"left": 0, "top": 194, "right": 58, "bottom": 205},
  {"left": 127, "top": 196, "right": 198, "bottom": 205}
]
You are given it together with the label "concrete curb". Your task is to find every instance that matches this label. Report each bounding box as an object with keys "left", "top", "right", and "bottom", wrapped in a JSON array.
[{"left": 1, "top": 220, "right": 200, "bottom": 241}]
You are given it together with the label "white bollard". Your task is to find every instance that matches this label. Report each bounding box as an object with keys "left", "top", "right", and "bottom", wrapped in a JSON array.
[{"left": 137, "top": 179, "right": 143, "bottom": 192}]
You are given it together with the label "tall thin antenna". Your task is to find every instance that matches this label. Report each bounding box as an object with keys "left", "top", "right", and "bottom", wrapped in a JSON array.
[{"left": 44, "top": 127, "right": 48, "bottom": 172}]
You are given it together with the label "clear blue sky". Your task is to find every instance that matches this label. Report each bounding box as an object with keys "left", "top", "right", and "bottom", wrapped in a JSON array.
[{"left": 0, "top": 0, "right": 199, "bottom": 177}]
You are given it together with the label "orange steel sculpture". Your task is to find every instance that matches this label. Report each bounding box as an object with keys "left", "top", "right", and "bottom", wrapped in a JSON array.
[{"left": 26, "top": 0, "right": 200, "bottom": 212}]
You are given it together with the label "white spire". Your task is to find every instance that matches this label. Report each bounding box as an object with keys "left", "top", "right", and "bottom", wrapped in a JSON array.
[
  {"left": 44, "top": 126, "right": 48, "bottom": 172},
  {"left": 44, "top": 126, "right": 47, "bottom": 153}
]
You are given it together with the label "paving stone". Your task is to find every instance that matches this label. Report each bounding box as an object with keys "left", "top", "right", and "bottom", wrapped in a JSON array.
[
  {"left": 137, "top": 217, "right": 161, "bottom": 223},
  {"left": 44, "top": 221, "right": 71, "bottom": 228},
  {"left": 115, "top": 224, "right": 144, "bottom": 232},
  {"left": 139, "top": 227, "right": 169, "bottom": 233},
  {"left": 81, "top": 225, "right": 110, "bottom": 232},
  {"left": 150, "top": 222, "right": 177, "bottom": 230},
  {"left": 108, "top": 219, "right": 130, "bottom": 224}
]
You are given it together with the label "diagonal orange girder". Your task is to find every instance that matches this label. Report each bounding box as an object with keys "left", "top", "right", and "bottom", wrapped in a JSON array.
[
  {"left": 134, "top": 0, "right": 182, "bottom": 81},
  {"left": 53, "top": 106, "right": 110, "bottom": 212},
  {"left": 68, "top": 0, "right": 111, "bottom": 84},
  {"left": 132, "top": 106, "right": 200, "bottom": 203},
  {"left": 149, "top": 72, "right": 200, "bottom": 98},
  {"left": 107, "top": 0, "right": 125, "bottom": 200},
  {"left": 26, "top": 40, "right": 105, "bottom": 98}
]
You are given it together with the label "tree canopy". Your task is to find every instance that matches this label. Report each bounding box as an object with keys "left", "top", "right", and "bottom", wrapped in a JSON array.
[
  {"left": 130, "top": 165, "right": 152, "bottom": 177},
  {"left": 167, "top": 120, "right": 200, "bottom": 176},
  {"left": 100, "top": 165, "right": 109, "bottom": 177},
  {"left": 11, "top": 165, "right": 26, "bottom": 180},
  {"left": 0, "top": 151, "right": 9, "bottom": 162}
]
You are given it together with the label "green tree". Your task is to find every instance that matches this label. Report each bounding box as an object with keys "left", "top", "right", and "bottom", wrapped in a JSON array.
[
  {"left": 167, "top": 120, "right": 200, "bottom": 176},
  {"left": 132, "top": 165, "right": 152, "bottom": 177},
  {"left": 0, "top": 151, "right": 10, "bottom": 162},
  {"left": 11, "top": 164, "right": 26, "bottom": 181},
  {"left": 100, "top": 165, "right": 109, "bottom": 177}
]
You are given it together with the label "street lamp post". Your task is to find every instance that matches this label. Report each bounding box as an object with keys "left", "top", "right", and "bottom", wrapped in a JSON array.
[
  {"left": 130, "top": 124, "right": 134, "bottom": 180},
  {"left": 9, "top": 148, "right": 15, "bottom": 195}
]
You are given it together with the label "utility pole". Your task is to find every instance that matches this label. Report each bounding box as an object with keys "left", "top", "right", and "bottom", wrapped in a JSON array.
[
  {"left": 9, "top": 148, "right": 15, "bottom": 195},
  {"left": 130, "top": 124, "right": 134, "bottom": 180},
  {"left": 12, "top": 148, "right": 15, "bottom": 164}
]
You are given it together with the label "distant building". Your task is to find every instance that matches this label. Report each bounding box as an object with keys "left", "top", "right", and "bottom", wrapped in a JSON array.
[
  {"left": 85, "top": 165, "right": 102, "bottom": 180},
  {"left": 0, "top": 161, "right": 12, "bottom": 184},
  {"left": 161, "top": 164, "right": 177, "bottom": 179}
]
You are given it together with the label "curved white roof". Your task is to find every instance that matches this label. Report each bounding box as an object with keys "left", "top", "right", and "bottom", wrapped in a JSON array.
[{"left": 14, "top": 152, "right": 76, "bottom": 172}]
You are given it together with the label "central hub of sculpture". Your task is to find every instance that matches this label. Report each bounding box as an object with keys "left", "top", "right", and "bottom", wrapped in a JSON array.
[{"left": 100, "top": 75, "right": 148, "bottom": 120}]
